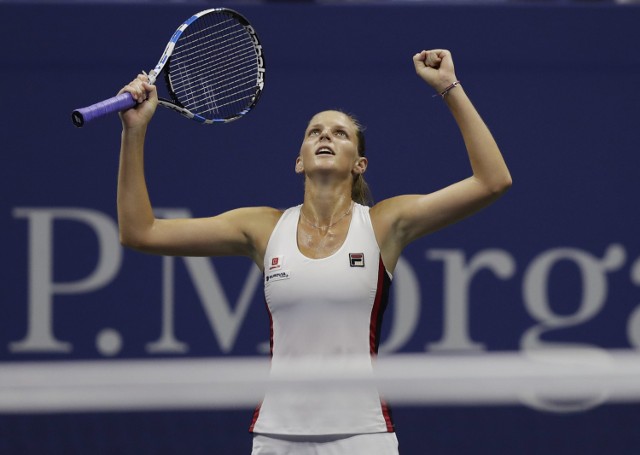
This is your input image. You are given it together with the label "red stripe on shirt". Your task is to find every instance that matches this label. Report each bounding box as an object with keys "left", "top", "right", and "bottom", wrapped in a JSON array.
[
  {"left": 249, "top": 294, "right": 274, "bottom": 433},
  {"left": 370, "top": 256, "right": 394, "bottom": 431}
]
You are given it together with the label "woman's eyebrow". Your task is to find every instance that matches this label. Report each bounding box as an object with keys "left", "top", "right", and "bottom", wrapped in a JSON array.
[{"left": 309, "top": 122, "right": 351, "bottom": 130}]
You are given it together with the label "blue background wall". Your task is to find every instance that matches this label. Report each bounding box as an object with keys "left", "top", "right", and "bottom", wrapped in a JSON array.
[{"left": 2, "top": 2, "right": 640, "bottom": 454}]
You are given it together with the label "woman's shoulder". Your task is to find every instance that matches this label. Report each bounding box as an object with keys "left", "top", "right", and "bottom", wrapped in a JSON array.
[
  {"left": 368, "top": 195, "right": 411, "bottom": 220},
  {"left": 236, "top": 206, "right": 286, "bottom": 224},
  {"left": 232, "top": 205, "right": 285, "bottom": 215},
  {"left": 219, "top": 206, "right": 285, "bottom": 236}
]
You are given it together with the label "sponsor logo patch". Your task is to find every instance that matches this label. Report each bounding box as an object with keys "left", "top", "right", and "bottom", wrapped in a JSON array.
[
  {"left": 269, "top": 255, "right": 283, "bottom": 270},
  {"left": 349, "top": 253, "right": 365, "bottom": 267},
  {"left": 265, "top": 270, "right": 291, "bottom": 283}
]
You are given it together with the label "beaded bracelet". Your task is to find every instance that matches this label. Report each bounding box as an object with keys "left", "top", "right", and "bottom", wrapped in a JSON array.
[{"left": 433, "top": 80, "right": 461, "bottom": 99}]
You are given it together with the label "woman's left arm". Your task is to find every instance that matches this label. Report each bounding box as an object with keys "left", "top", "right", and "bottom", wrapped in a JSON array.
[{"left": 372, "top": 49, "right": 512, "bottom": 271}]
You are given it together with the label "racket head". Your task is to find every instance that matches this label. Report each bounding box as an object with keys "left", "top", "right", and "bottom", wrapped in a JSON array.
[{"left": 162, "top": 8, "right": 266, "bottom": 124}]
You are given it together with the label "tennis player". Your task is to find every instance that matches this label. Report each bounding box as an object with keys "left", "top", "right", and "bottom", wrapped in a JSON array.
[{"left": 117, "top": 49, "right": 512, "bottom": 454}]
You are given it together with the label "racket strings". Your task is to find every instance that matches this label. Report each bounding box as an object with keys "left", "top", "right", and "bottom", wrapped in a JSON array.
[
  {"left": 174, "top": 24, "right": 253, "bottom": 77},
  {"left": 170, "top": 14, "right": 261, "bottom": 118},
  {"left": 176, "top": 40, "right": 257, "bottom": 86},
  {"left": 174, "top": 43, "right": 258, "bottom": 114},
  {"left": 173, "top": 45, "right": 257, "bottom": 98}
]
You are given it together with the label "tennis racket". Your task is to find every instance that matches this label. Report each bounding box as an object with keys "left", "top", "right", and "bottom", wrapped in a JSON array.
[{"left": 71, "top": 8, "right": 265, "bottom": 127}]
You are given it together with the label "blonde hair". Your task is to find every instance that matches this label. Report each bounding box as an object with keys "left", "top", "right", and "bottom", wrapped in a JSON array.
[
  {"left": 329, "top": 110, "right": 374, "bottom": 206},
  {"left": 347, "top": 112, "right": 374, "bottom": 206}
]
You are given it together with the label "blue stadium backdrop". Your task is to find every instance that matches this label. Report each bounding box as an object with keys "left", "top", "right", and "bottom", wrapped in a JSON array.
[{"left": 2, "top": 2, "right": 640, "bottom": 454}]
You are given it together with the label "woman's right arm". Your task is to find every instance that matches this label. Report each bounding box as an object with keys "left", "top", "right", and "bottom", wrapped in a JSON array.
[
  {"left": 117, "top": 75, "right": 279, "bottom": 267},
  {"left": 117, "top": 75, "right": 158, "bottom": 252}
]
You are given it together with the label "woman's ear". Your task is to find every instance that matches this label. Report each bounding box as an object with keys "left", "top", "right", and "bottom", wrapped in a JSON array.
[
  {"left": 295, "top": 156, "right": 304, "bottom": 174},
  {"left": 352, "top": 156, "right": 368, "bottom": 176}
]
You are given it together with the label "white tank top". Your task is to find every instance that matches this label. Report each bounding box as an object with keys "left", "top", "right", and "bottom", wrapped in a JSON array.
[{"left": 250, "top": 203, "right": 394, "bottom": 435}]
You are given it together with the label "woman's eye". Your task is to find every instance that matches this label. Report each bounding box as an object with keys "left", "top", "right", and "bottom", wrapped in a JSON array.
[
  {"left": 335, "top": 130, "right": 347, "bottom": 138},
  {"left": 309, "top": 129, "right": 320, "bottom": 136}
]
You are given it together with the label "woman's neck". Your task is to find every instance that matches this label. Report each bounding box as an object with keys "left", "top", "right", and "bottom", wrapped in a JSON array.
[
  {"left": 297, "top": 187, "right": 355, "bottom": 259},
  {"left": 301, "top": 181, "right": 353, "bottom": 227}
]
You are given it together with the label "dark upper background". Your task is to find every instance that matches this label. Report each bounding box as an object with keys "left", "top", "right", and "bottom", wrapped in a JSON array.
[{"left": 2, "top": 1, "right": 640, "bottom": 454}]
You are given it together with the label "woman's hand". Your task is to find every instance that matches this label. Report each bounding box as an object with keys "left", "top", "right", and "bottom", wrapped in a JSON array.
[
  {"left": 413, "top": 49, "right": 458, "bottom": 94},
  {"left": 118, "top": 73, "right": 158, "bottom": 130}
]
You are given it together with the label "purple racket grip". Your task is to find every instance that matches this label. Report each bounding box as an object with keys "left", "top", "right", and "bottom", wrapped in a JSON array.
[{"left": 72, "top": 92, "right": 137, "bottom": 127}]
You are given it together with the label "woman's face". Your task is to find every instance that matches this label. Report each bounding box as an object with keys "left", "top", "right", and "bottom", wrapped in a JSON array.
[{"left": 296, "top": 110, "right": 366, "bottom": 177}]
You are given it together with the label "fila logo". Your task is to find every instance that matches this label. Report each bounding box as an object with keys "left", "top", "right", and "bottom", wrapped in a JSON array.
[{"left": 349, "top": 253, "right": 365, "bottom": 267}]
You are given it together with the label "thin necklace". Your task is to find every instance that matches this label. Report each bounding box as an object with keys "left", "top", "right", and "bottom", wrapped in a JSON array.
[{"left": 300, "top": 201, "right": 354, "bottom": 230}]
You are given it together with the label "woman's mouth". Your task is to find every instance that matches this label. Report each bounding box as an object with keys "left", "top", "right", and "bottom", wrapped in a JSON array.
[{"left": 315, "top": 147, "right": 335, "bottom": 156}]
